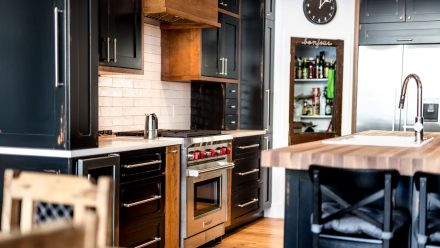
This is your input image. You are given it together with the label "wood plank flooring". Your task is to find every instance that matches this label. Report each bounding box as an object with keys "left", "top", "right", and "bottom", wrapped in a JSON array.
[{"left": 211, "top": 218, "right": 284, "bottom": 248}]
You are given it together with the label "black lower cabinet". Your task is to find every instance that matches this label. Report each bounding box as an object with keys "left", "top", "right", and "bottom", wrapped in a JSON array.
[{"left": 228, "top": 135, "right": 265, "bottom": 231}]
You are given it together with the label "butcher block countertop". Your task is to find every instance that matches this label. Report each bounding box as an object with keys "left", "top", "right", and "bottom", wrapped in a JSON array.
[{"left": 261, "top": 130, "right": 440, "bottom": 176}]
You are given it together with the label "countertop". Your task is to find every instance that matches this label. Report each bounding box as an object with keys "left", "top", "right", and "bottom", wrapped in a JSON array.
[
  {"left": 261, "top": 130, "right": 440, "bottom": 176},
  {"left": 221, "top": 130, "right": 267, "bottom": 138},
  {"left": 0, "top": 137, "right": 183, "bottom": 158}
]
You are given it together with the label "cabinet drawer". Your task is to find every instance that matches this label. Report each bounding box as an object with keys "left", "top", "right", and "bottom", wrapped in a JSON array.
[
  {"left": 224, "top": 99, "right": 238, "bottom": 115},
  {"left": 225, "top": 84, "right": 238, "bottom": 98},
  {"left": 119, "top": 216, "right": 164, "bottom": 248},
  {"left": 120, "top": 148, "right": 165, "bottom": 182},
  {"left": 232, "top": 183, "right": 262, "bottom": 221},
  {"left": 219, "top": 0, "right": 239, "bottom": 14},
  {"left": 224, "top": 115, "right": 238, "bottom": 130},
  {"left": 233, "top": 136, "right": 261, "bottom": 158},
  {"left": 233, "top": 155, "right": 261, "bottom": 187},
  {"left": 120, "top": 175, "right": 165, "bottom": 221}
]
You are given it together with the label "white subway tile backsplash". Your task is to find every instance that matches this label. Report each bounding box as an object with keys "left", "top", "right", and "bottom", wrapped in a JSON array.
[{"left": 98, "top": 23, "right": 190, "bottom": 131}]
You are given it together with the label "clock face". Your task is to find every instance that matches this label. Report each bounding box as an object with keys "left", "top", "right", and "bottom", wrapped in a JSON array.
[{"left": 303, "top": 0, "right": 337, "bottom": 25}]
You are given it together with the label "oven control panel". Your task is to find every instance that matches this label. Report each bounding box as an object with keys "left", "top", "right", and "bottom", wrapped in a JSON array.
[{"left": 187, "top": 142, "right": 231, "bottom": 162}]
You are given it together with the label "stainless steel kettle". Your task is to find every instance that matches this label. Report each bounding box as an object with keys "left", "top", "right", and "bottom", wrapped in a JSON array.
[{"left": 144, "top": 113, "right": 158, "bottom": 139}]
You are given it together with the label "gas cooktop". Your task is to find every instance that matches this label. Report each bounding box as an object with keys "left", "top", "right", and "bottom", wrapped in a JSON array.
[{"left": 115, "top": 129, "right": 222, "bottom": 138}]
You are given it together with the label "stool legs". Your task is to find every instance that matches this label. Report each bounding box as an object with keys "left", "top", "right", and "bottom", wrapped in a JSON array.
[{"left": 418, "top": 177, "right": 427, "bottom": 248}]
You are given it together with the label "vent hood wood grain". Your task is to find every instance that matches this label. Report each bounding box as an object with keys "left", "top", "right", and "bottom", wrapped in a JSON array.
[{"left": 144, "top": 0, "right": 220, "bottom": 28}]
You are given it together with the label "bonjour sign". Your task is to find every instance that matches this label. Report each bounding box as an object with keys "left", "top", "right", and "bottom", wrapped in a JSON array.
[{"left": 301, "top": 38, "right": 333, "bottom": 48}]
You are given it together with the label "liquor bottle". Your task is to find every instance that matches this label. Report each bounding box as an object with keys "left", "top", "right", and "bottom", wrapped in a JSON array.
[
  {"left": 324, "top": 62, "right": 329, "bottom": 78},
  {"left": 308, "top": 57, "right": 314, "bottom": 79},
  {"left": 320, "top": 87, "right": 327, "bottom": 116},
  {"left": 302, "top": 58, "right": 308, "bottom": 79},
  {"left": 315, "top": 56, "right": 320, "bottom": 79},
  {"left": 296, "top": 57, "right": 302, "bottom": 79}
]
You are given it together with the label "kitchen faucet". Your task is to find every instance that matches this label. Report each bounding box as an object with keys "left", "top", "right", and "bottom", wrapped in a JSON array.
[{"left": 398, "top": 74, "right": 424, "bottom": 144}]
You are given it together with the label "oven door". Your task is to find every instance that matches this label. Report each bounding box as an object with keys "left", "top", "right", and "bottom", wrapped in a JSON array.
[{"left": 186, "top": 162, "right": 233, "bottom": 237}]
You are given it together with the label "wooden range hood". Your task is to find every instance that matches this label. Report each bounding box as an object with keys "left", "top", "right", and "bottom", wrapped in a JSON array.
[{"left": 144, "top": 0, "right": 220, "bottom": 28}]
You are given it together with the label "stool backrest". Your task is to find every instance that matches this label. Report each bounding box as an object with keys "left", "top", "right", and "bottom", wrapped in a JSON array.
[{"left": 1, "top": 169, "right": 112, "bottom": 247}]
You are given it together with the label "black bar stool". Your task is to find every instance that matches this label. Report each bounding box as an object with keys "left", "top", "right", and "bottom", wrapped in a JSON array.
[
  {"left": 414, "top": 172, "right": 440, "bottom": 248},
  {"left": 309, "top": 165, "right": 410, "bottom": 248}
]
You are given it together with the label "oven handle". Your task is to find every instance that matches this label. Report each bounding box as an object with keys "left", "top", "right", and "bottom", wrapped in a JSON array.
[
  {"left": 237, "top": 144, "right": 260, "bottom": 150},
  {"left": 123, "top": 160, "right": 162, "bottom": 169},
  {"left": 237, "top": 169, "right": 260, "bottom": 176},
  {"left": 237, "top": 198, "right": 259, "bottom": 208},
  {"left": 187, "top": 162, "right": 235, "bottom": 178},
  {"left": 122, "top": 195, "right": 161, "bottom": 208},
  {"left": 133, "top": 237, "right": 161, "bottom": 248}
]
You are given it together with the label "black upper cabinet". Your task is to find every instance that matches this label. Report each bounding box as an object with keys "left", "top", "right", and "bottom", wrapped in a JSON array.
[
  {"left": 360, "top": 0, "right": 405, "bottom": 23},
  {"left": 202, "top": 13, "right": 239, "bottom": 80},
  {"left": 0, "top": 0, "right": 98, "bottom": 149},
  {"left": 219, "top": 0, "right": 240, "bottom": 14},
  {"left": 406, "top": 0, "right": 440, "bottom": 22},
  {"left": 99, "top": 0, "right": 143, "bottom": 70},
  {"left": 360, "top": 0, "right": 440, "bottom": 24}
]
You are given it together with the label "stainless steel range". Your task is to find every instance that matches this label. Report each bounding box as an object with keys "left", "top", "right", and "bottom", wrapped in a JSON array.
[{"left": 161, "top": 130, "right": 233, "bottom": 248}]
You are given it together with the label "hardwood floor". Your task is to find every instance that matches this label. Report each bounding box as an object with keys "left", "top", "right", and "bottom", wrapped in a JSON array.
[{"left": 211, "top": 218, "right": 284, "bottom": 248}]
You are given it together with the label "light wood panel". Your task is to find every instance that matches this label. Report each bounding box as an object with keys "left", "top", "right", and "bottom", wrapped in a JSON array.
[
  {"left": 165, "top": 145, "right": 180, "bottom": 248},
  {"left": 351, "top": 0, "right": 361, "bottom": 133},
  {"left": 262, "top": 130, "right": 440, "bottom": 176},
  {"left": 212, "top": 218, "right": 283, "bottom": 248}
]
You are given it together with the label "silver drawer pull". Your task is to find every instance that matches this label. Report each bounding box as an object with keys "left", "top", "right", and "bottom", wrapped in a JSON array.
[
  {"left": 230, "top": 105, "right": 236, "bottom": 109},
  {"left": 237, "top": 169, "right": 260, "bottom": 176},
  {"left": 123, "top": 160, "right": 162, "bottom": 169},
  {"left": 170, "top": 150, "right": 178, "bottom": 154},
  {"left": 187, "top": 162, "right": 235, "bottom": 178},
  {"left": 133, "top": 237, "right": 161, "bottom": 248},
  {"left": 396, "top": 38, "right": 413, "bottom": 42},
  {"left": 237, "top": 144, "right": 260, "bottom": 150},
  {"left": 237, "top": 198, "right": 259, "bottom": 208},
  {"left": 123, "top": 195, "right": 161, "bottom": 208}
]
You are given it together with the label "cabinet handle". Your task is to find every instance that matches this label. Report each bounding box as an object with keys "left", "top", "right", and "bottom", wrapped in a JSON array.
[
  {"left": 225, "top": 58, "right": 228, "bottom": 76},
  {"left": 396, "top": 38, "right": 413, "bottom": 42},
  {"left": 230, "top": 121, "right": 236, "bottom": 124},
  {"left": 123, "top": 160, "right": 162, "bottom": 169},
  {"left": 237, "top": 144, "right": 260, "bottom": 150},
  {"left": 170, "top": 150, "right": 178, "bottom": 154},
  {"left": 113, "top": 38, "right": 117, "bottom": 63},
  {"left": 237, "top": 169, "right": 260, "bottom": 176},
  {"left": 106, "top": 37, "right": 111, "bottom": 63},
  {"left": 399, "top": 16, "right": 403, "bottom": 20},
  {"left": 230, "top": 105, "right": 236, "bottom": 109},
  {"left": 231, "top": 89, "right": 237, "bottom": 93},
  {"left": 264, "top": 136, "right": 270, "bottom": 150},
  {"left": 54, "top": 7, "right": 63, "bottom": 88},
  {"left": 219, "top": 58, "right": 225, "bottom": 75},
  {"left": 133, "top": 237, "right": 161, "bottom": 248},
  {"left": 123, "top": 195, "right": 162, "bottom": 208},
  {"left": 43, "top": 169, "right": 61, "bottom": 175},
  {"left": 237, "top": 198, "right": 259, "bottom": 208},
  {"left": 407, "top": 16, "right": 411, "bottom": 20},
  {"left": 266, "top": 89, "right": 271, "bottom": 129}
]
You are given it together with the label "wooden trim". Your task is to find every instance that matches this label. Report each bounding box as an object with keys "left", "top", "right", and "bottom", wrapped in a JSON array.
[
  {"left": 219, "top": 8, "right": 241, "bottom": 19},
  {"left": 289, "top": 37, "right": 344, "bottom": 145},
  {"left": 144, "top": 16, "right": 161, "bottom": 26},
  {"left": 165, "top": 146, "right": 180, "bottom": 248},
  {"left": 98, "top": 66, "right": 144, "bottom": 75},
  {"left": 351, "top": 0, "right": 361, "bottom": 134},
  {"left": 160, "top": 23, "right": 222, "bottom": 30}
]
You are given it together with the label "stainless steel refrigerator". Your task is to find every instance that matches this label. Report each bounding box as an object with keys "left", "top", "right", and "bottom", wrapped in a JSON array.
[{"left": 356, "top": 45, "right": 440, "bottom": 132}]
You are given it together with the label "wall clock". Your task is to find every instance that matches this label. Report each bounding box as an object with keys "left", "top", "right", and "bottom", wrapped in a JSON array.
[{"left": 303, "top": 0, "right": 337, "bottom": 25}]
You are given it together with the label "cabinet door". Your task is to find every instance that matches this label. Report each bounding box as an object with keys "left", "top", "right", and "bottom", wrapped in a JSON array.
[
  {"left": 201, "top": 28, "right": 221, "bottom": 77},
  {"left": 0, "top": 0, "right": 66, "bottom": 148},
  {"left": 265, "top": 0, "right": 275, "bottom": 20},
  {"left": 220, "top": 14, "right": 239, "bottom": 79},
  {"left": 219, "top": 0, "right": 240, "bottom": 14},
  {"left": 261, "top": 134, "right": 272, "bottom": 210},
  {"left": 102, "top": 0, "right": 143, "bottom": 70},
  {"left": 406, "top": 0, "right": 440, "bottom": 22},
  {"left": 99, "top": 0, "right": 110, "bottom": 63},
  {"left": 264, "top": 19, "right": 275, "bottom": 132},
  {"left": 360, "top": 0, "right": 405, "bottom": 23}
]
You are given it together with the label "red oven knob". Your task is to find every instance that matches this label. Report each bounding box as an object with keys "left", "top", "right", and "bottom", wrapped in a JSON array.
[
  {"left": 226, "top": 147, "right": 231, "bottom": 154},
  {"left": 198, "top": 150, "right": 205, "bottom": 159},
  {"left": 192, "top": 151, "right": 200, "bottom": 160},
  {"left": 209, "top": 149, "right": 216, "bottom": 157}
]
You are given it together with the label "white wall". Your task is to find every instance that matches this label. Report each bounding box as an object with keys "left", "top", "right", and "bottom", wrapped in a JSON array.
[{"left": 265, "top": 0, "right": 356, "bottom": 218}]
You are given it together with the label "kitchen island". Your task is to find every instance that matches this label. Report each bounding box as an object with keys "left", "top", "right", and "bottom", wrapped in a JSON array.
[{"left": 261, "top": 130, "right": 440, "bottom": 248}]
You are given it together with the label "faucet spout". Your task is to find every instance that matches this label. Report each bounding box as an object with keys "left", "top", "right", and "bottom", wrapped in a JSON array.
[{"left": 398, "top": 74, "right": 424, "bottom": 143}]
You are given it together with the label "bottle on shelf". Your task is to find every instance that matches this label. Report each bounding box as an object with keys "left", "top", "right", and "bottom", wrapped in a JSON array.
[
  {"left": 324, "top": 61, "right": 330, "bottom": 78},
  {"left": 315, "top": 56, "right": 320, "bottom": 79},
  {"left": 296, "top": 57, "right": 302, "bottom": 79},
  {"left": 320, "top": 87, "right": 327, "bottom": 116},
  {"left": 302, "top": 57, "right": 308, "bottom": 79},
  {"left": 325, "top": 99, "right": 332, "bottom": 116},
  {"left": 308, "top": 57, "right": 315, "bottom": 79}
]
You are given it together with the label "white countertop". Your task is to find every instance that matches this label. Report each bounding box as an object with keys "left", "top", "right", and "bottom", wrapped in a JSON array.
[
  {"left": 221, "top": 130, "right": 267, "bottom": 138},
  {"left": 0, "top": 137, "right": 183, "bottom": 158}
]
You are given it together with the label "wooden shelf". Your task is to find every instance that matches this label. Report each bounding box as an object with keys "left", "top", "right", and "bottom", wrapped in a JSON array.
[
  {"left": 295, "top": 78, "right": 328, "bottom": 82},
  {"left": 300, "top": 115, "right": 332, "bottom": 119}
]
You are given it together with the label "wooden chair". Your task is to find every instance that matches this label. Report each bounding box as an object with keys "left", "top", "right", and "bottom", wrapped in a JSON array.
[
  {"left": 1, "top": 169, "right": 112, "bottom": 247},
  {"left": 0, "top": 211, "right": 97, "bottom": 248},
  {"left": 309, "top": 165, "right": 410, "bottom": 248}
]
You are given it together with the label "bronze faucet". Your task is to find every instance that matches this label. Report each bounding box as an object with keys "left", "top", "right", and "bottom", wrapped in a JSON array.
[{"left": 398, "top": 74, "right": 424, "bottom": 144}]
